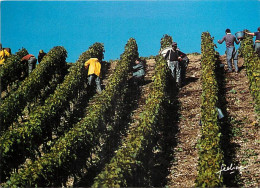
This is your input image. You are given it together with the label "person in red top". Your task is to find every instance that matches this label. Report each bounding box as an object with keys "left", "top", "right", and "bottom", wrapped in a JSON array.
[{"left": 21, "top": 54, "right": 37, "bottom": 74}]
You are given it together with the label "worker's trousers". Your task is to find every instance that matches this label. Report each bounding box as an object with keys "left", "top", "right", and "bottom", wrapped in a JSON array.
[
  {"left": 226, "top": 47, "right": 238, "bottom": 72},
  {"left": 255, "top": 42, "right": 260, "bottom": 57},
  {"left": 28, "top": 56, "right": 37, "bottom": 74},
  {"left": 254, "top": 42, "right": 260, "bottom": 51},
  {"left": 168, "top": 61, "right": 181, "bottom": 84},
  {"left": 88, "top": 74, "right": 102, "bottom": 93}
]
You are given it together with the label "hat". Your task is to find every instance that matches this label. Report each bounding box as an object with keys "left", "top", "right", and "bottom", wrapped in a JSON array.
[
  {"left": 172, "top": 42, "right": 177, "bottom": 47},
  {"left": 39, "top": 49, "right": 44, "bottom": 53}
]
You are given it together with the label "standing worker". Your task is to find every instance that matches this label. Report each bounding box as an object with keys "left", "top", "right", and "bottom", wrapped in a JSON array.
[
  {"left": 0, "top": 43, "right": 11, "bottom": 65},
  {"left": 84, "top": 58, "right": 102, "bottom": 94},
  {"left": 218, "top": 29, "right": 240, "bottom": 73},
  {"left": 165, "top": 42, "right": 186, "bottom": 87},
  {"left": 245, "top": 27, "right": 260, "bottom": 57},
  {"left": 21, "top": 54, "right": 37, "bottom": 74},
  {"left": 38, "top": 49, "right": 46, "bottom": 63}
]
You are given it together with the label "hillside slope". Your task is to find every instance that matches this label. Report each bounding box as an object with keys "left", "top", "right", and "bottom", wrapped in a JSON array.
[
  {"left": 167, "top": 55, "right": 259, "bottom": 187},
  {"left": 1, "top": 54, "right": 258, "bottom": 187}
]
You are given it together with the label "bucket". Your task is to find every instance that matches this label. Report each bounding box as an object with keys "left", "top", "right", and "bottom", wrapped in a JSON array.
[
  {"left": 216, "top": 107, "right": 224, "bottom": 119},
  {"left": 235, "top": 31, "right": 245, "bottom": 39}
]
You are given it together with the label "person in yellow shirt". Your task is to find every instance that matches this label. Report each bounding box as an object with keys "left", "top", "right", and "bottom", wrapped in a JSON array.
[
  {"left": 0, "top": 43, "right": 11, "bottom": 65},
  {"left": 84, "top": 58, "right": 102, "bottom": 94}
]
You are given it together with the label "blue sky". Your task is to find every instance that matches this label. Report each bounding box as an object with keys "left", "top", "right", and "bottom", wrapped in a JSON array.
[{"left": 1, "top": 0, "right": 259, "bottom": 62}]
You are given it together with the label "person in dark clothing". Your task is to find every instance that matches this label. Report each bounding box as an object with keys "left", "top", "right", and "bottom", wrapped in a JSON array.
[
  {"left": 132, "top": 58, "right": 145, "bottom": 85},
  {"left": 38, "top": 49, "right": 46, "bottom": 63},
  {"left": 165, "top": 42, "right": 187, "bottom": 87},
  {"left": 179, "top": 55, "right": 189, "bottom": 85},
  {"left": 245, "top": 27, "right": 260, "bottom": 56},
  {"left": 218, "top": 29, "right": 240, "bottom": 73}
]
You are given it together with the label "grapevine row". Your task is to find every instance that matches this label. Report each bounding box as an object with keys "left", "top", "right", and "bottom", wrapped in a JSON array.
[
  {"left": 92, "top": 37, "right": 171, "bottom": 187},
  {"left": 3, "top": 38, "right": 138, "bottom": 187},
  {"left": 240, "top": 34, "right": 260, "bottom": 121},
  {"left": 0, "top": 48, "right": 28, "bottom": 94},
  {"left": 0, "top": 43, "right": 104, "bottom": 181},
  {"left": 0, "top": 46, "right": 67, "bottom": 131},
  {"left": 160, "top": 34, "right": 173, "bottom": 49},
  {"left": 195, "top": 32, "right": 224, "bottom": 187}
]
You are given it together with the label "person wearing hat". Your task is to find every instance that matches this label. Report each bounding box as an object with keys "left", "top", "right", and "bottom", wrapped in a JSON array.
[
  {"left": 165, "top": 42, "right": 187, "bottom": 87},
  {"left": 84, "top": 58, "right": 102, "bottom": 94},
  {"left": 21, "top": 54, "right": 37, "bottom": 74},
  {"left": 0, "top": 43, "right": 11, "bottom": 65},
  {"left": 38, "top": 49, "right": 46, "bottom": 63},
  {"left": 245, "top": 27, "right": 260, "bottom": 56},
  {"left": 218, "top": 29, "right": 240, "bottom": 73}
]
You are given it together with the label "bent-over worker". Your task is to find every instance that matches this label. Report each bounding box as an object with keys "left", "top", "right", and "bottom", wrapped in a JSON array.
[
  {"left": 132, "top": 58, "right": 145, "bottom": 85},
  {"left": 21, "top": 54, "right": 37, "bottom": 74},
  {"left": 0, "top": 43, "right": 11, "bottom": 65}
]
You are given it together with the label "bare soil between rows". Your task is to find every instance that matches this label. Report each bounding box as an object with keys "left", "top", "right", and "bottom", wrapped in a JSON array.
[{"left": 166, "top": 55, "right": 259, "bottom": 187}]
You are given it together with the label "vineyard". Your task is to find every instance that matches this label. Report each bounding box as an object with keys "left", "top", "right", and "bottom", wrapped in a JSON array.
[{"left": 0, "top": 33, "right": 259, "bottom": 187}]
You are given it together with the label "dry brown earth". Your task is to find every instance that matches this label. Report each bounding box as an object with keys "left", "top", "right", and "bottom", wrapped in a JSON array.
[
  {"left": 166, "top": 55, "right": 259, "bottom": 187},
  {"left": 167, "top": 54, "right": 201, "bottom": 187}
]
